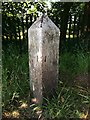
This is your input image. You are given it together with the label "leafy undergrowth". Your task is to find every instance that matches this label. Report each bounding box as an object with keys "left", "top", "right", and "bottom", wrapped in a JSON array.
[
  {"left": 2, "top": 44, "right": 30, "bottom": 113},
  {"left": 2, "top": 83, "right": 90, "bottom": 119},
  {"left": 42, "top": 82, "right": 90, "bottom": 119},
  {"left": 60, "top": 51, "right": 90, "bottom": 90},
  {"left": 2, "top": 43, "right": 90, "bottom": 119}
]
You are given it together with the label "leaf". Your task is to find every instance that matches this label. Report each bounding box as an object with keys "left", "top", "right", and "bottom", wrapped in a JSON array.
[
  {"left": 61, "top": 96, "right": 64, "bottom": 103},
  {"left": 33, "top": 106, "right": 41, "bottom": 111}
]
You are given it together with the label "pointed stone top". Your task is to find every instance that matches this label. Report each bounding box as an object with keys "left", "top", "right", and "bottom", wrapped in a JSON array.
[{"left": 29, "top": 15, "right": 60, "bottom": 33}]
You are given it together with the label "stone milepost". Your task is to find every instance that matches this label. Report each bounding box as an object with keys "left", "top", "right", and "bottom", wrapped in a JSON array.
[{"left": 28, "top": 15, "right": 60, "bottom": 105}]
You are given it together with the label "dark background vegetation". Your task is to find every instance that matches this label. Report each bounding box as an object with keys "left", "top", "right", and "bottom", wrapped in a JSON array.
[{"left": 2, "top": 2, "right": 90, "bottom": 119}]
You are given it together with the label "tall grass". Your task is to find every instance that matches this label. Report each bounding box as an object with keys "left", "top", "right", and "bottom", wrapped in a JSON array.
[
  {"left": 59, "top": 50, "right": 89, "bottom": 86},
  {"left": 2, "top": 43, "right": 90, "bottom": 119},
  {"left": 42, "top": 81, "right": 89, "bottom": 119},
  {"left": 60, "top": 51, "right": 88, "bottom": 76},
  {"left": 30, "top": 81, "right": 89, "bottom": 119},
  {"left": 42, "top": 50, "right": 90, "bottom": 119},
  {"left": 2, "top": 44, "right": 30, "bottom": 110}
]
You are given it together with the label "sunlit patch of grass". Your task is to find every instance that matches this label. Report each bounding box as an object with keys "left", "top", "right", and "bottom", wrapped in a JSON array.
[
  {"left": 3, "top": 112, "right": 12, "bottom": 118},
  {"left": 19, "top": 102, "right": 28, "bottom": 109},
  {"left": 3, "top": 110, "right": 20, "bottom": 118},
  {"left": 12, "top": 110, "right": 20, "bottom": 118},
  {"left": 79, "top": 111, "right": 88, "bottom": 119}
]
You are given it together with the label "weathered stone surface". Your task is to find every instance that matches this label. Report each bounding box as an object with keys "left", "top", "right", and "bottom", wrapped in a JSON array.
[{"left": 28, "top": 15, "right": 60, "bottom": 104}]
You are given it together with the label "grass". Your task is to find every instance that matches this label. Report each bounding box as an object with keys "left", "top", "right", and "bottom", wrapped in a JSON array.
[
  {"left": 42, "top": 82, "right": 89, "bottom": 119},
  {"left": 2, "top": 43, "right": 30, "bottom": 111},
  {"left": 60, "top": 51, "right": 88, "bottom": 74},
  {"left": 59, "top": 51, "right": 89, "bottom": 86},
  {"left": 2, "top": 42, "right": 90, "bottom": 119},
  {"left": 29, "top": 82, "right": 90, "bottom": 119}
]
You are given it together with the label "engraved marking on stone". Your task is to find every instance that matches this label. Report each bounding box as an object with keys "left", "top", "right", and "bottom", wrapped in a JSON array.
[{"left": 44, "top": 56, "right": 46, "bottom": 62}]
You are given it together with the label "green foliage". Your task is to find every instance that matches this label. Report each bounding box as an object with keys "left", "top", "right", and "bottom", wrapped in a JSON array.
[
  {"left": 30, "top": 81, "right": 89, "bottom": 119},
  {"left": 2, "top": 2, "right": 47, "bottom": 17},
  {"left": 2, "top": 2, "right": 90, "bottom": 119},
  {"left": 42, "top": 86, "right": 88, "bottom": 119},
  {"left": 60, "top": 51, "right": 88, "bottom": 77},
  {"left": 2, "top": 2, "right": 47, "bottom": 39},
  {"left": 2, "top": 43, "right": 89, "bottom": 119},
  {"left": 2, "top": 44, "right": 30, "bottom": 110}
]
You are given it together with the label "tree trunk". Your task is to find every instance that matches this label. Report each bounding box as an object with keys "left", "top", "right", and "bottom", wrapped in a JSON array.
[
  {"left": 59, "top": 3, "right": 73, "bottom": 52},
  {"left": 59, "top": 3, "right": 73, "bottom": 80}
]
